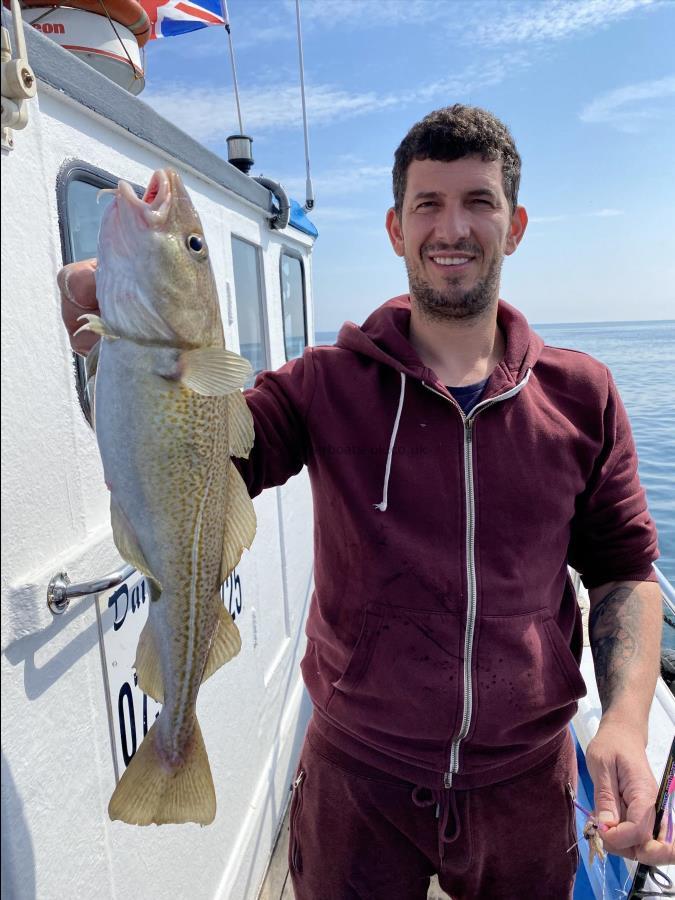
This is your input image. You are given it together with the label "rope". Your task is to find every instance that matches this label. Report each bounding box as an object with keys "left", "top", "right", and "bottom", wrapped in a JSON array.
[
  {"left": 95, "top": 0, "right": 141, "bottom": 80},
  {"left": 295, "top": 0, "right": 314, "bottom": 210}
]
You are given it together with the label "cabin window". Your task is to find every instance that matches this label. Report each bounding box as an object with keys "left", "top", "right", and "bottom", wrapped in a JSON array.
[
  {"left": 280, "top": 251, "right": 307, "bottom": 361},
  {"left": 57, "top": 162, "right": 141, "bottom": 427},
  {"left": 231, "top": 236, "right": 269, "bottom": 385},
  {"left": 65, "top": 178, "right": 116, "bottom": 261}
]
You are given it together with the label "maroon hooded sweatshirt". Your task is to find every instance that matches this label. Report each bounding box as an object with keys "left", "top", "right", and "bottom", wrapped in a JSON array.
[{"left": 237, "top": 296, "right": 658, "bottom": 791}]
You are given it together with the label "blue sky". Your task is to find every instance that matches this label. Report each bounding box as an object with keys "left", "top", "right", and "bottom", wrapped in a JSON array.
[{"left": 142, "top": 0, "right": 675, "bottom": 331}]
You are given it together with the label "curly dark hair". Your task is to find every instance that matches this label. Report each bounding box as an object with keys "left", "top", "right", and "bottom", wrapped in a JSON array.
[{"left": 392, "top": 105, "right": 521, "bottom": 214}]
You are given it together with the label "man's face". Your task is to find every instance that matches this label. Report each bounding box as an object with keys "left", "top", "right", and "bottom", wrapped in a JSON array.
[{"left": 386, "top": 156, "right": 527, "bottom": 321}]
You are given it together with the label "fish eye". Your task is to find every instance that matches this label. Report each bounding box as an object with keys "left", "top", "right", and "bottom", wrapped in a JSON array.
[{"left": 186, "top": 233, "right": 207, "bottom": 257}]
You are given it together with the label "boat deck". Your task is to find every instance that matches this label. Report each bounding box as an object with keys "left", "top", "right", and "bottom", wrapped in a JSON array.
[{"left": 258, "top": 803, "right": 452, "bottom": 900}]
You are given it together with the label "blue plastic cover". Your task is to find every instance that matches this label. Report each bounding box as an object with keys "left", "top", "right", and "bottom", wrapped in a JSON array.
[{"left": 289, "top": 199, "right": 319, "bottom": 238}]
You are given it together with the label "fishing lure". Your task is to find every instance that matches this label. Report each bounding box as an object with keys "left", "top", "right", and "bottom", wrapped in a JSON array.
[
  {"left": 567, "top": 783, "right": 608, "bottom": 866},
  {"left": 582, "top": 816, "right": 606, "bottom": 866}
]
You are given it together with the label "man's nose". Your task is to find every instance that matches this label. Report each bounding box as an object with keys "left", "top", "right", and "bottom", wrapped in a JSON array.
[{"left": 434, "top": 206, "right": 471, "bottom": 242}]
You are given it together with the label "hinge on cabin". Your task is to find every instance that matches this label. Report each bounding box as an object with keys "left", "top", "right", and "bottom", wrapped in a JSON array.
[{"left": 1, "top": 0, "right": 37, "bottom": 151}]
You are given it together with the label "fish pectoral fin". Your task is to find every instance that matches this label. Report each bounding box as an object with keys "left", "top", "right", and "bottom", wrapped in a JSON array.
[
  {"left": 220, "top": 462, "right": 257, "bottom": 583},
  {"left": 110, "top": 496, "right": 157, "bottom": 583},
  {"left": 227, "top": 390, "right": 255, "bottom": 459},
  {"left": 74, "top": 313, "right": 119, "bottom": 340},
  {"left": 201, "top": 602, "right": 242, "bottom": 684},
  {"left": 135, "top": 620, "right": 164, "bottom": 702},
  {"left": 179, "top": 348, "right": 252, "bottom": 396},
  {"left": 108, "top": 718, "right": 216, "bottom": 826}
]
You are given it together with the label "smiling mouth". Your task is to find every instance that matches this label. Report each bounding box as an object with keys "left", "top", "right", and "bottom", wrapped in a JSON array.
[{"left": 429, "top": 255, "right": 474, "bottom": 267}]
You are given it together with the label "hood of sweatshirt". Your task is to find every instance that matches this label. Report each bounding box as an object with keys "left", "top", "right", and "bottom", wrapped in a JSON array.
[{"left": 335, "top": 295, "right": 544, "bottom": 397}]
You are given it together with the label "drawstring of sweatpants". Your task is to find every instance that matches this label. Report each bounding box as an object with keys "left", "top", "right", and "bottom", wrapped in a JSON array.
[
  {"left": 412, "top": 785, "right": 461, "bottom": 863},
  {"left": 373, "top": 371, "right": 406, "bottom": 512}
]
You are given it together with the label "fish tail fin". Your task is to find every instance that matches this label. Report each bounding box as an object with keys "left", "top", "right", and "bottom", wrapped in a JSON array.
[{"left": 108, "top": 718, "right": 216, "bottom": 826}]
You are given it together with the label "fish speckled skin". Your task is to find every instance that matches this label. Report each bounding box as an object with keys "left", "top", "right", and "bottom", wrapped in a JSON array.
[{"left": 83, "top": 169, "right": 255, "bottom": 825}]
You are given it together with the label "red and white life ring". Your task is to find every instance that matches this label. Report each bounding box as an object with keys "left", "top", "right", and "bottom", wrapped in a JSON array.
[{"left": 17, "top": 0, "right": 151, "bottom": 46}]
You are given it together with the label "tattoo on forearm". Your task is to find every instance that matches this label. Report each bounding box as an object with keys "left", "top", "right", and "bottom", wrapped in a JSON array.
[{"left": 589, "top": 587, "right": 640, "bottom": 709}]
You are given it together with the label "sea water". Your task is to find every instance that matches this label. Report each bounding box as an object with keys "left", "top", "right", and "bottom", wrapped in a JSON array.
[{"left": 315, "top": 321, "right": 675, "bottom": 589}]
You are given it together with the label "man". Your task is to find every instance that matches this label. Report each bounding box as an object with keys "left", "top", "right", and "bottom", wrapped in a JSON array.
[{"left": 60, "top": 105, "right": 672, "bottom": 898}]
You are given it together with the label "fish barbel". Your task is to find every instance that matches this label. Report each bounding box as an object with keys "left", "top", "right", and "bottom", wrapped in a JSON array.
[{"left": 77, "top": 168, "right": 256, "bottom": 826}]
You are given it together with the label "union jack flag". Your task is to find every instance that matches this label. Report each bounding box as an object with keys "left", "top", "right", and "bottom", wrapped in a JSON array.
[{"left": 141, "top": 0, "right": 227, "bottom": 39}]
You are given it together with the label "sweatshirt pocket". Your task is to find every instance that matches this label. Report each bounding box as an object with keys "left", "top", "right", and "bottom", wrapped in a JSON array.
[
  {"left": 468, "top": 612, "right": 587, "bottom": 768},
  {"left": 326, "top": 604, "right": 462, "bottom": 757}
]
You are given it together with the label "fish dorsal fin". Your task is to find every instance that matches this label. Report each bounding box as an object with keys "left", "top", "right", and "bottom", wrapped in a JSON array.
[
  {"left": 180, "top": 348, "right": 252, "bottom": 396},
  {"left": 227, "top": 390, "right": 255, "bottom": 459},
  {"left": 110, "top": 496, "right": 156, "bottom": 582},
  {"left": 220, "top": 462, "right": 257, "bottom": 583},
  {"left": 135, "top": 618, "right": 164, "bottom": 702},
  {"left": 201, "top": 602, "right": 242, "bottom": 684}
]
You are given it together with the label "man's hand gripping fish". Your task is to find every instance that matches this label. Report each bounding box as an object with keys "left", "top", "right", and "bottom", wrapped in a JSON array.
[{"left": 76, "top": 169, "right": 256, "bottom": 826}]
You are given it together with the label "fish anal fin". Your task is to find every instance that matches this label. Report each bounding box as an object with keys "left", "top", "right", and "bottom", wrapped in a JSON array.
[
  {"left": 202, "top": 602, "right": 242, "bottom": 684},
  {"left": 110, "top": 496, "right": 156, "bottom": 583},
  {"left": 135, "top": 620, "right": 164, "bottom": 702},
  {"left": 180, "top": 348, "right": 252, "bottom": 396},
  {"left": 220, "top": 462, "right": 257, "bottom": 583},
  {"left": 227, "top": 390, "right": 255, "bottom": 459},
  {"left": 108, "top": 718, "right": 216, "bottom": 826}
]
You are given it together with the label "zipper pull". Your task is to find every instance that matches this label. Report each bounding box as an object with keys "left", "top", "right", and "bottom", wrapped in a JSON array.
[
  {"left": 292, "top": 770, "right": 305, "bottom": 791},
  {"left": 567, "top": 782, "right": 576, "bottom": 802}
]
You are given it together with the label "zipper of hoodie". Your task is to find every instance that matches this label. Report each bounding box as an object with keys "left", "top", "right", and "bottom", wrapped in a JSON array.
[{"left": 422, "top": 370, "right": 532, "bottom": 788}]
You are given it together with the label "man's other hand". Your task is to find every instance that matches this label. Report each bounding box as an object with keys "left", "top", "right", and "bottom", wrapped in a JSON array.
[
  {"left": 586, "top": 721, "right": 673, "bottom": 865},
  {"left": 58, "top": 259, "right": 99, "bottom": 355}
]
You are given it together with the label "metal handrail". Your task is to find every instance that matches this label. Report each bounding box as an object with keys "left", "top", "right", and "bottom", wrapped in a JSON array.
[
  {"left": 654, "top": 563, "right": 675, "bottom": 617},
  {"left": 47, "top": 564, "right": 135, "bottom": 615}
]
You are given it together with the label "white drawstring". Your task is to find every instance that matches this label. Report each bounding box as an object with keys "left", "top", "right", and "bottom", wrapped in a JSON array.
[{"left": 374, "top": 372, "right": 406, "bottom": 512}]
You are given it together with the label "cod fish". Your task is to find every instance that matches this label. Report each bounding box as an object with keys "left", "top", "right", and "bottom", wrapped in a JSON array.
[{"left": 77, "top": 168, "right": 256, "bottom": 826}]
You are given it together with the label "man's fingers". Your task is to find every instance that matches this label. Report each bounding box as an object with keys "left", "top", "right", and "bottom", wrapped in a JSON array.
[
  {"left": 58, "top": 259, "right": 99, "bottom": 354},
  {"left": 634, "top": 836, "right": 675, "bottom": 866}
]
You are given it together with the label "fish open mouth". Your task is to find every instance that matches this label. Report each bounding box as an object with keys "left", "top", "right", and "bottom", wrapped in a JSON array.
[
  {"left": 116, "top": 169, "right": 172, "bottom": 227},
  {"left": 143, "top": 170, "right": 168, "bottom": 207}
]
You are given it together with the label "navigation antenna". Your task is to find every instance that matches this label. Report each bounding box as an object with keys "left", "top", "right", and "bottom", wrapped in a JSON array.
[
  {"left": 295, "top": 0, "right": 314, "bottom": 211},
  {"left": 222, "top": 0, "right": 253, "bottom": 174}
]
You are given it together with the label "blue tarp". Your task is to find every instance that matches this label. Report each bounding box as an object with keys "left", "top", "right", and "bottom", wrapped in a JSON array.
[{"left": 289, "top": 199, "right": 318, "bottom": 238}]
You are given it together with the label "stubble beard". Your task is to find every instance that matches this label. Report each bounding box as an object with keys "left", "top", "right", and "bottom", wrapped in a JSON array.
[{"left": 406, "top": 249, "right": 503, "bottom": 323}]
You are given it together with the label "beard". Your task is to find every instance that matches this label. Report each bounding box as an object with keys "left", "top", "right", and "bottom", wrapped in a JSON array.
[{"left": 406, "top": 245, "right": 503, "bottom": 323}]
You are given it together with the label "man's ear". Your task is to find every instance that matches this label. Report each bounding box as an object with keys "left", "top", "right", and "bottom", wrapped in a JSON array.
[
  {"left": 385, "top": 207, "right": 406, "bottom": 258},
  {"left": 505, "top": 206, "right": 528, "bottom": 256}
]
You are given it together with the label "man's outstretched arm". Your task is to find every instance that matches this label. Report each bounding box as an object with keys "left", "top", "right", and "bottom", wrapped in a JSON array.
[{"left": 585, "top": 578, "right": 673, "bottom": 865}]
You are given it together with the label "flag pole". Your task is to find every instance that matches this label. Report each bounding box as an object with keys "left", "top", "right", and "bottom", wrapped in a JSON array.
[
  {"left": 295, "top": 0, "right": 314, "bottom": 211},
  {"left": 221, "top": 0, "right": 243, "bottom": 134}
]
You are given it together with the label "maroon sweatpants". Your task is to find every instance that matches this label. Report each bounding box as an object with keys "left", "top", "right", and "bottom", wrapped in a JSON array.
[{"left": 288, "top": 719, "right": 578, "bottom": 900}]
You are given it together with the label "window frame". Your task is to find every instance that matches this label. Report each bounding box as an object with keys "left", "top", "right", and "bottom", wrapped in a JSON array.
[
  {"left": 279, "top": 248, "right": 308, "bottom": 362},
  {"left": 230, "top": 233, "right": 271, "bottom": 383}
]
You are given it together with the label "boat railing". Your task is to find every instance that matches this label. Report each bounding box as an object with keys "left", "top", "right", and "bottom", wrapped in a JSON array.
[{"left": 654, "top": 563, "right": 675, "bottom": 618}]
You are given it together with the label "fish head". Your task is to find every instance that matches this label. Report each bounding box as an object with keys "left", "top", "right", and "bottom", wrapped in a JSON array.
[{"left": 96, "top": 169, "right": 223, "bottom": 347}]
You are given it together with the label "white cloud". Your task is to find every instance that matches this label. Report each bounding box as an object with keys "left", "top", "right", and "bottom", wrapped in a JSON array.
[
  {"left": 296, "top": 0, "right": 448, "bottom": 28},
  {"left": 580, "top": 75, "right": 675, "bottom": 131},
  {"left": 467, "top": 0, "right": 660, "bottom": 47},
  {"left": 267, "top": 0, "right": 662, "bottom": 46},
  {"left": 142, "top": 55, "right": 522, "bottom": 144},
  {"left": 528, "top": 209, "right": 625, "bottom": 223},
  {"left": 280, "top": 164, "right": 391, "bottom": 201}
]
